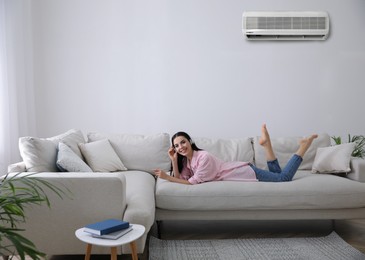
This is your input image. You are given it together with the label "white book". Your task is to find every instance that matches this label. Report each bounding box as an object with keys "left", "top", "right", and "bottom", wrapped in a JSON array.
[{"left": 89, "top": 226, "right": 133, "bottom": 240}]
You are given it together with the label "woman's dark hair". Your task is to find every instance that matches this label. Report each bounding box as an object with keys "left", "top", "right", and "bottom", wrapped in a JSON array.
[{"left": 171, "top": 131, "right": 202, "bottom": 175}]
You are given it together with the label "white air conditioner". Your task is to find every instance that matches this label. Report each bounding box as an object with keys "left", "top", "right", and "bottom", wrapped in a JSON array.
[{"left": 242, "top": 11, "right": 329, "bottom": 40}]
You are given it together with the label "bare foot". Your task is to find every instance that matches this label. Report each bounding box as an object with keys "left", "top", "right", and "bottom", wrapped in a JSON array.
[
  {"left": 259, "top": 124, "right": 270, "bottom": 147},
  {"left": 296, "top": 134, "right": 319, "bottom": 157},
  {"left": 259, "top": 124, "right": 276, "bottom": 161}
]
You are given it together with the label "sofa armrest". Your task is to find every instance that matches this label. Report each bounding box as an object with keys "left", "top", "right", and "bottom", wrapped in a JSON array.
[
  {"left": 8, "top": 161, "right": 26, "bottom": 173},
  {"left": 347, "top": 157, "right": 365, "bottom": 182},
  {"left": 10, "top": 172, "right": 127, "bottom": 255}
]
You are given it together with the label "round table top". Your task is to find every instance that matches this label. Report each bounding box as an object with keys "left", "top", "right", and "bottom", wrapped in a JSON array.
[{"left": 75, "top": 224, "right": 145, "bottom": 247}]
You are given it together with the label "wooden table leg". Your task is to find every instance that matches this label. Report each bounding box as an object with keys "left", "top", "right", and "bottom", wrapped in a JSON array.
[
  {"left": 129, "top": 241, "right": 138, "bottom": 260},
  {"left": 110, "top": 247, "right": 118, "bottom": 260},
  {"left": 85, "top": 244, "right": 92, "bottom": 260}
]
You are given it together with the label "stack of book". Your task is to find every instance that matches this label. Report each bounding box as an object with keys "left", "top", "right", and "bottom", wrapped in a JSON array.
[{"left": 83, "top": 219, "right": 133, "bottom": 240}]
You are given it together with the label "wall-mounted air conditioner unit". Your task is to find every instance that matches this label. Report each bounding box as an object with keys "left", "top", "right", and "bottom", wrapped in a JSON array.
[{"left": 242, "top": 11, "right": 330, "bottom": 40}]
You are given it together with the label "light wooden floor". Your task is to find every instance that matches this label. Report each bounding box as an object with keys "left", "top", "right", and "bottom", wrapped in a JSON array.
[{"left": 334, "top": 219, "right": 365, "bottom": 253}]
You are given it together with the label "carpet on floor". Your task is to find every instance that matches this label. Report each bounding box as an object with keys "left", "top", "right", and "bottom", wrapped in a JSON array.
[{"left": 149, "top": 231, "right": 365, "bottom": 260}]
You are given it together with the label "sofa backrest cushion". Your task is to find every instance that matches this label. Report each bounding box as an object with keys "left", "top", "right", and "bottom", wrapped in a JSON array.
[
  {"left": 19, "top": 129, "right": 85, "bottom": 172},
  {"left": 193, "top": 137, "right": 254, "bottom": 163},
  {"left": 87, "top": 132, "right": 170, "bottom": 173},
  {"left": 253, "top": 133, "right": 331, "bottom": 170}
]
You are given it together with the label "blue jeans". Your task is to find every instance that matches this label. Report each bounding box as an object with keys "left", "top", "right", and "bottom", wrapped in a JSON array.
[{"left": 250, "top": 154, "right": 303, "bottom": 182}]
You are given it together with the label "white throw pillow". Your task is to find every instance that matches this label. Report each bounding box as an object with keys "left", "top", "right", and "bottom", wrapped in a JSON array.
[
  {"left": 79, "top": 139, "right": 127, "bottom": 172},
  {"left": 312, "top": 143, "right": 355, "bottom": 174},
  {"left": 19, "top": 129, "right": 86, "bottom": 172},
  {"left": 253, "top": 133, "right": 331, "bottom": 170},
  {"left": 57, "top": 143, "right": 93, "bottom": 172},
  {"left": 87, "top": 132, "right": 170, "bottom": 173}
]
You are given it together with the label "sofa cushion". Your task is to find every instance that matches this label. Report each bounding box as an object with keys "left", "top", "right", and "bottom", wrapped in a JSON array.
[
  {"left": 155, "top": 171, "right": 365, "bottom": 211},
  {"left": 87, "top": 132, "right": 170, "bottom": 173},
  {"left": 253, "top": 133, "right": 331, "bottom": 171},
  {"left": 56, "top": 142, "right": 93, "bottom": 172},
  {"left": 312, "top": 143, "right": 355, "bottom": 174},
  {"left": 19, "top": 129, "right": 85, "bottom": 172},
  {"left": 79, "top": 139, "right": 127, "bottom": 172},
  {"left": 348, "top": 158, "right": 365, "bottom": 183},
  {"left": 193, "top": 137, "right": 254, "bottom": 163},
  {"left": 121, "top": 170, "right": 156, "bottom": 253}
]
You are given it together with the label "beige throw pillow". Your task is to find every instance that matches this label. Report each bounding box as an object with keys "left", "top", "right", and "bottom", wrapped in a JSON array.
[
  {"left": 19, "top": 129, "right": 85, "bottom": 172},
  {"left": 79, "top": 139, "right": 127, "bottom": 172},
  {"left": 312, "top": 143, "right": 355, "bottom": 174}
]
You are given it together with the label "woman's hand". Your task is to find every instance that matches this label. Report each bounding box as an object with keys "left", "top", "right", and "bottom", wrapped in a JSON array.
[
  {"left": 168, "top": 147, "right": 177, "bottom": 161},
  {"left": 153, "top": 169, "right": 170, "bottom": 180},
  {"left": 153, "top": 168, "right": 191, "bottom": 185}
]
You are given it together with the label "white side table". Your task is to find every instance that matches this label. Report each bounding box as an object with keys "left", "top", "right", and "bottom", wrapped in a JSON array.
[{"left": 75, "top": 224, "right": 145, "bottom": 260}]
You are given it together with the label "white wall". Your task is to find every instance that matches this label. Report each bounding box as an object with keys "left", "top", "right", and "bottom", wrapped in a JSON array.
[{"left": 30, "top": 0, "right": 365, "bottom": 139}]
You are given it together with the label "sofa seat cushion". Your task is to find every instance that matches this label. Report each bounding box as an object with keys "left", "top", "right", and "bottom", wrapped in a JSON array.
[{"left": 156, "top": 171, "right": 365, "bottom": 211}]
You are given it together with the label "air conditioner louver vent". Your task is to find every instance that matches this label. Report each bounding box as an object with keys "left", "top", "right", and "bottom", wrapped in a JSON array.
[{"left": 246, "top": 17, "right": 327, "bottom": 30}]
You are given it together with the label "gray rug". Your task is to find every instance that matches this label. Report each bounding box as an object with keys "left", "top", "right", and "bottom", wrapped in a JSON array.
[{"left": 149, "top": 232, "right": 365, "bottom": 260}]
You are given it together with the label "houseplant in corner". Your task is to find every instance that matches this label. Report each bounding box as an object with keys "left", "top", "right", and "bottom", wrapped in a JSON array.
[{"left": 0, "top": 172, "right": 66, "bottom": 260}]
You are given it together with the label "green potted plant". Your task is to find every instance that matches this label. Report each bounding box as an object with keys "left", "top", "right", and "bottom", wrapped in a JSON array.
[
  {"left": 331, "top": 134, "right": 365, "bottom": 158},
  {"left": 0, "top": 172, "right": 66, "bottom": 260}
]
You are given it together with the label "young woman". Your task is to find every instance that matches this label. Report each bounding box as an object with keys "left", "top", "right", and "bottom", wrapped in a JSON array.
[{"left": 153, "top": 124, "right": 318, "bottom": 185}]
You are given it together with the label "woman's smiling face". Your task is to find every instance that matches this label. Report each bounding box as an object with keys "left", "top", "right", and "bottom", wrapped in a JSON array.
[{"left": 173, "top": 136, "right": 193, "bottom": 159}]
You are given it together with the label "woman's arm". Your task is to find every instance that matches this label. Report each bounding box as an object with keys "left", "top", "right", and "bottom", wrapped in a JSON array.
[
  {"left": 171, "top": 157, "right": 180, "bottom": 178},
  {"left": 153, "top": 169, "right": 191, "bottom": 185},
  {"left": 168, "top": 147, "right": 181, "bottom": 178}
]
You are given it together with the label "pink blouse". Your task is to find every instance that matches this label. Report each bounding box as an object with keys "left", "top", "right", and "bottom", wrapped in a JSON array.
[{"left": 179, "top": 150, "right": 258, "bottom": 184}]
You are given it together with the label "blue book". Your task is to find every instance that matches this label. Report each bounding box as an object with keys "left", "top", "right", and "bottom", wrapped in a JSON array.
[
  {"left": 91, "top": 225, "right": 133, "bottom": 240},
  {"left": 84, "top": 219, "right": 129, "bottom": 235}
]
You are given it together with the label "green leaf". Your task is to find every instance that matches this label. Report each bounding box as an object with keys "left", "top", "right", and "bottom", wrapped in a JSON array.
[
  {"left": 0, "top": 172, "right": 69, "bottom": 259},
  {"left": 1, "top": 227, "right": 46, "bottom": 260},
  {"left": 331, "top": 136, "right": 342, "bottom": 145}
]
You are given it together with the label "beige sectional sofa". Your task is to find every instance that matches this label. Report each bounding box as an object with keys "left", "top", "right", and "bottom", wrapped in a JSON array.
[{"left": 7, "top": 129, "right": 365, "bottom": 258}]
